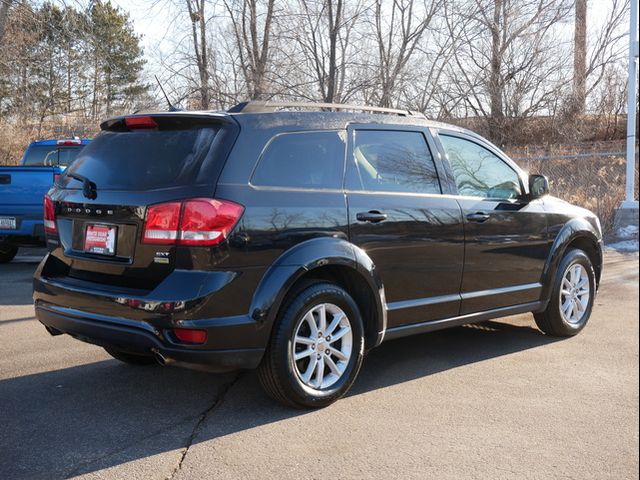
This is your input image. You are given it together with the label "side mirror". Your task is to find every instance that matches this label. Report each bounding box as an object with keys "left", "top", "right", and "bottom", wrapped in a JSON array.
[{"left": 528, "top": 174, "right": 549, "bottom": 199}]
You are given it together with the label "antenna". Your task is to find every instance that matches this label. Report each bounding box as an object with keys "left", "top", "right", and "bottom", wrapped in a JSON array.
[{"left": 154, "top": 75, "right": 180, "bottom": 112}]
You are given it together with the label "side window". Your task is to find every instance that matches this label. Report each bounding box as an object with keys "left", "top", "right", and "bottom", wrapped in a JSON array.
[
  {"left": 252, "top": 131, "right": 345, "bottom": 189},
  {"left": 353, "top": 130, "right": 441, "bottom": 194},
  {"left": 440, "top": 134, "right": 522, "bottom": 199}
]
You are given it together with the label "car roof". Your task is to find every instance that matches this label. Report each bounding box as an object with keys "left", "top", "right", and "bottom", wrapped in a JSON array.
[{"left": 106, "top": 108, "right": 473, "bottom": 135}]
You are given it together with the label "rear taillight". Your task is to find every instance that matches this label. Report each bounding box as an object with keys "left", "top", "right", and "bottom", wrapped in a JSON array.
[
  {"left": 44, "top": 195, "right": 57, "bottom": 234},
  {"left": 143, "top": 202, "right": 181, "bottom": 244},
  {"left": 179, "top": 199, "right": 245, "bottom": 246},
  {"left": 142, "top": 198, "right": 244, "bottom": 246},
  {"left": 53, "top": 174, "right": 61, "bottom": 185}
]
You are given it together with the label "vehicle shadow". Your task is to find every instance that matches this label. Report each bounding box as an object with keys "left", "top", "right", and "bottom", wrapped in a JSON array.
[
  {"left": 0, "top": 262, "right": 40, "bottom": 306},
  {"left": 0, "top": 319, "right": 560, "bottom": 479}
]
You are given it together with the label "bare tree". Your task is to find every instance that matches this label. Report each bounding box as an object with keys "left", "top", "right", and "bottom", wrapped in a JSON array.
[
  {"left": 294, "top": 0, "right": 351, "bottom": 103},
  {"left": 584, "top": 0, "right": 630, "bottom": 101},
  {"left": 224, "top": 0, "right": 276, "bottom": 99},
  {"left": 371, "top": 0, "right": 439, "bottom": 108},
  {"left": 186, "top": 0, "right": 210, "bottom": 109},
  {"left": 446, "top": 0, "right": 573, "bottom": 143}
]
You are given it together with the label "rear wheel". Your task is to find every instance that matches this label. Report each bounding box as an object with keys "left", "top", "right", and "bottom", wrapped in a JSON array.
[
  {"left": 258, "top": 281, "right": 365, "bottom": 408},
  {"left": 534, "top": 249, "right": 596, "bottom": 336},
  {"left": 104, "top": 347, "right": 157, "bottom": 366},
  {"left": 0, "top": 244, "right": 18, "bottom": 263}
]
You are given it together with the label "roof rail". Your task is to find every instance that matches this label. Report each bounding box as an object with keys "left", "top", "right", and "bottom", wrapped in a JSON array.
[{"left": 227, "top": 100, "right": 426, "bottom": 118}]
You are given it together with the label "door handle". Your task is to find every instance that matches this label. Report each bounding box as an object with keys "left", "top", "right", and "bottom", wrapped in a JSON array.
[
  {"left": 356, "top": 210, "right": 387, "bottom": 223},
  {"left": 466, "top": 212, "right": 490, "bottom": 223}
]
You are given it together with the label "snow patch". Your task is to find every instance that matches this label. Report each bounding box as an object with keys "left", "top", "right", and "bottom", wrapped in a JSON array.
[
  {"left": 606, "top": 224, "right": 639, "bottom": 252},
  {"left": 606, "top": 240, "right": 639, "bottom": 252},
  {"left": 617, "top": 225, "right": 639, "bottom": 239}
]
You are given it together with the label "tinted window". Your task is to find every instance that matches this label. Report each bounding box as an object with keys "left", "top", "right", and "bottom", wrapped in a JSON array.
[
  {"left": 22, "top": 145, "right": 58, "bottom": 166},
  {"left": 22, "top": 145, "right": 82, "bottom": 166},
  {"left": 57, "top": 147, "right": 83, "bottom": 166},
  {"left": 440, "top": 134, "right": 521, "bottom": 199},
  {"left": 252, "top": 131, "right": 345, "bottom": 189},
  {"left": 64, "top": 128, "right": 220, "bottom": 190},
  {"left": 353, "top": 130, "right": 440, "bottom": 194}
]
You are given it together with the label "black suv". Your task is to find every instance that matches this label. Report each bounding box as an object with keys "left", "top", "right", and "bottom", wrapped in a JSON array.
[{"left": 34, "top": 102, "right": 603, "bottom": 408}]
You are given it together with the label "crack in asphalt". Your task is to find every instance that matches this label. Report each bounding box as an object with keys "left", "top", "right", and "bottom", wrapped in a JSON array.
[
  {"left": 166, "top": 372, "right": 242, "bottom": 480},
  {"left": 62, "top": 372, "right": 243, "bottom": 479}
]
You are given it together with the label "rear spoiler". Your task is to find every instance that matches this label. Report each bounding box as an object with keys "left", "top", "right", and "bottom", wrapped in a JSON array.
[{"left": 100, "top": 112, "right": 233, "bottom": 132}]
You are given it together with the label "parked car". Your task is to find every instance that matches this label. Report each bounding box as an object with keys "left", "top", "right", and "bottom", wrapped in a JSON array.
[
  {"left": 0, "top": 138, "right": 90, "bottom": 262},
  {"left": 33, "top": 103, "right": 603, "bottom": 408}
]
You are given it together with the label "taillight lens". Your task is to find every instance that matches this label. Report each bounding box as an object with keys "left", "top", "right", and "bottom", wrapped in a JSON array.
[
  {"left": 44, "top": 195, "right": 57, "bottom": 234},
  {"left": 143, "top": 202, "right": 181, "bottom": 244},
  {"left": 179, "top": 199, "right": 245, "bottom": 246},
  {"left": 142, "top": 198, "right": 244, "bottom": 246}
]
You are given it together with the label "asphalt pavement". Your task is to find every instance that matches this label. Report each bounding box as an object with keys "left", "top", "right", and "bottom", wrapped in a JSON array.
[{"left": 0, "top": 249, "right": 638, "bottom": 480}]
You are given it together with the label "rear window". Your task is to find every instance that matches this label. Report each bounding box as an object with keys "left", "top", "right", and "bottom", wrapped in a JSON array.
[
  {"left": 64, "top": 128, "right": 221, "bottom": 190},
  {"left": 22, "top": 146, "right": 83, "bottom": 166},
  {"left": 251, "top": 131, "right": 345, "bottom": 190}
]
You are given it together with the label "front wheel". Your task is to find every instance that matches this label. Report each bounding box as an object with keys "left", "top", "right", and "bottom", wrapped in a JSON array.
[
  {"left": 534, "top": 248, "right": 596, "bottom": 336},
  {"left": 258, "top": 281, "right": 365, "bottom": 408},
  {"left": 0, "top": 244, "right": 18, "bottom": 263}
]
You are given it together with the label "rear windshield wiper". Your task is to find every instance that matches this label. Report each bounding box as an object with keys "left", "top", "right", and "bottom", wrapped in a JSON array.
[{"left": 66, "top": 172, "right": 97, "bottom": 200}]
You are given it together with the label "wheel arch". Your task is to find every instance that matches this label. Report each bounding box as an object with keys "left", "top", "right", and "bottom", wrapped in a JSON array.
[
  {"left": 541, "top": 218, "right": 603, "bottom": 303},
  {"left": 249, "top": 238, "right": 387, "bottom": 350}
]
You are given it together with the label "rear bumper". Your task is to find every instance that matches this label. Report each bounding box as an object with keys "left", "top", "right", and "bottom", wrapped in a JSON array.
[
  {"left": 0, "top": 221, "right": 45, "bottom": 246},
  {"left": 36, "top": 303, "right": 265, "bottom": 372},
  {"left": 33, "top": 253, "right": 269, "bottom": 372}
]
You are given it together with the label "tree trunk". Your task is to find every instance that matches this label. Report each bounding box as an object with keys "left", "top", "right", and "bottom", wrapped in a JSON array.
[
  {"left": 0, "top": 0, "right": 13, "bottom": 43},
  {"left": 489, "top": 0, "right": 503, "bottom": 125},
  {"left": 325, "top": 0, "right": 342, "bottom": 103},
  {"left": 187, "top": 0, "right": 210, "bottom": 109},
  {"left": 573, "top": 0, "right": 587, "bottom": 115},
  {"left": 488, "top": 0, "right": 505, "bottom": 143}
]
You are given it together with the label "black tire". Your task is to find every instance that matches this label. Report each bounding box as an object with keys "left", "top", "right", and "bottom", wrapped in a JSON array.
[
  {"left": 258, "top": 281, "right": 365, "bottom": 408},
  {"left": 104, "top": 347, "right": 157, "bottom": 366},
  {"left": 534, "top": 248, "right": 596, "bottom": 337},
  {"left": 0, "top": 244, "right": 18, "bottom": 263}
]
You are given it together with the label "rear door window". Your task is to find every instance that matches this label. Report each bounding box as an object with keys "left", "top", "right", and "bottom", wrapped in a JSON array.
[
  {"left": 353, "top": 130, "right": 441, "bottom": 194},
  {"left": 64, "top": 127, "right": 221, "bottom": 190},
  {"left": 251, "top": 131, "right": 345, "bottom": 190}
]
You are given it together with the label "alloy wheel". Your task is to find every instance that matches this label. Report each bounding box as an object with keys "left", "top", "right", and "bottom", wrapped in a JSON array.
[
  {"left": 559, "top": 263, "right": 590, "bottom": 325},
  {"left": 291, "top": 303, "right": 353, "bottom": 390}
]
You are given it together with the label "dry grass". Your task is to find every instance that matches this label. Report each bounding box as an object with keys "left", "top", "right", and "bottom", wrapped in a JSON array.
[{"left": 0, "top": 118, "right": 98, "bottom": 166}]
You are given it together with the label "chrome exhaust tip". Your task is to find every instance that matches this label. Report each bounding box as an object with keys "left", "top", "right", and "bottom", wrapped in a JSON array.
[{"left": 152, "top": 349, "right": 172, "bottom": 366}]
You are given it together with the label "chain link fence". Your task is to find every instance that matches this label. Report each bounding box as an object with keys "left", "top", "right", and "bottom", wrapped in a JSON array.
[{"left": 509, "top": 142, "right": 639, "bottom": 237}]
